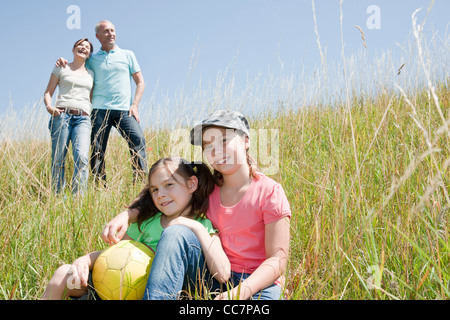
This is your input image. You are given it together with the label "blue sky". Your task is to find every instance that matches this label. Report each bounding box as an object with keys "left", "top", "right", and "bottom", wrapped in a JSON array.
[{"left": 0, "top": 0, "right": 448, "bottom": 117}]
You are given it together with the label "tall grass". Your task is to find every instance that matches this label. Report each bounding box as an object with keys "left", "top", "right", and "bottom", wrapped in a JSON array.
[{"left": 0, "top": 5, "right": 449, "bottom": 299}]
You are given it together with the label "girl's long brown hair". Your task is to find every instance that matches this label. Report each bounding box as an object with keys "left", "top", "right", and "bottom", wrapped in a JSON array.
[{"left": 128, "top": 157, "right": 215, "bottom": 230}]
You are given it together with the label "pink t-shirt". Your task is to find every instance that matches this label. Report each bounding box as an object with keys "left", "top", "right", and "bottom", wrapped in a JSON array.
[{"left": 206, "top": 172, "right": 291, "bottom": 275}]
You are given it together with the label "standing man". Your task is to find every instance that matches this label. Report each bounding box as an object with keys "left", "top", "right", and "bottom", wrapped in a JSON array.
[{"left": 58, "top": 20, "right": 148, "bottom": 185}]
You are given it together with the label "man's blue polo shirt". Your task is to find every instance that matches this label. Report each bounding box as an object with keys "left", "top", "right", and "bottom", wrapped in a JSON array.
[{"left": 86, "top": 45, "right": 141, "bottom": 111}]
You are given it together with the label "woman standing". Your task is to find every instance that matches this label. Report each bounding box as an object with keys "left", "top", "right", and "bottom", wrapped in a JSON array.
[{"left": 44, "top": 39, "right": 94, "bottom": 195}]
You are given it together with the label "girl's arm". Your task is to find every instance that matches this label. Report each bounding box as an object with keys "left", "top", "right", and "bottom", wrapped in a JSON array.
[
  {"left": 44, "top": 73, "right": 61, "bottom": 116},
  {"left": 167, "top": 217, "right": 231, "bottom": 283},
  {"left": 102, "top": 208, "right": 139, "bottom": 244},
  {"left": 218, "top": 217, "right": 290, "bottom": 300},
  {"left": 71, "top": 233, "right": 134, "bottom": 288}
]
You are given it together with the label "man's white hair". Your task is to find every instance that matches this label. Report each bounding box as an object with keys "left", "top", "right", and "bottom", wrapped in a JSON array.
[{"left": 95, "top": 20, "right": 114, "bottom": 34}]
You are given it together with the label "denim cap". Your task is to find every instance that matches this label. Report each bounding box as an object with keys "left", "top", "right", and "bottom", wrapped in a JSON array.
[{"left": 189, "top": 110, "right": 250, "bottom": 145}]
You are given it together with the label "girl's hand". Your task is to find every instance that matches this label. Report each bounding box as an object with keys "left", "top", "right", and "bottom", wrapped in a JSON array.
[
  {"left": 101, "top": 210, "right": 131, "bottom": 245},
  {"left": 214, "top": 291, "right": 230, "bottom": 300},
  {"left": 165, "top": 216, "right": 194, "bottom": 229},
  {"left": 166, "top": 216, "right": 231, "bottom": 284},
  {"left": 214, "top": 284, "right": 252, "bottom": 300},
  {"left": 68, "top": 255, "right": 90, "bottom": 288}
]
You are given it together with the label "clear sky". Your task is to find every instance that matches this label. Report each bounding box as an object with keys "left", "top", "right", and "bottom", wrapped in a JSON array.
[{"left": 0, "top": 0, "right": 448, "bottom": 119}]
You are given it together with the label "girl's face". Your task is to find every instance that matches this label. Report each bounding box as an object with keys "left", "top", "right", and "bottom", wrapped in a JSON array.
[
  {"left": 149, "top": 163, "right": 197, "bottom": 219},
  {"left": 73, "top": 41, "right": 91, "bottom": 61},
  {"left": 202, "top": 127, "right": 249, "bottom": 175}
]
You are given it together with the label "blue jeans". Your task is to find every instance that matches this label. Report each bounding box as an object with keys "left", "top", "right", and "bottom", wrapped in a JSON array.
[
  {"left": 48, "top": 113, "right": 91, "bottom": 194},
  {"left": 143, "top": 225, "right": 283, "bottom": 300},
  {"left": 227, "top": 272, "right": 283, "bottom": 300},
  {"left": 90, "top": 109, "right": 148, "bottom": 182}
]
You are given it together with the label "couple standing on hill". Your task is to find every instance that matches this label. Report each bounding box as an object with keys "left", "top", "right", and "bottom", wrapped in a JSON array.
[{"left": 44, "top": 20, "right": 148, "bottom": 195}]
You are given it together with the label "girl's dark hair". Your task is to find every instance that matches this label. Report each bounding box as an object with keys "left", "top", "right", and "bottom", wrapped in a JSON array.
[
  {"left": 73, "top": 38, "right": 94, "bottom": 56},
  {"left": 128, "top": 157, "right": 215, "bottom": 230}
]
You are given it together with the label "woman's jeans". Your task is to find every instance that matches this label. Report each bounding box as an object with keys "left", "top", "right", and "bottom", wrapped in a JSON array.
[
  {"left": 143, "top": 225, "right": 283, "bottom": 300},
  {"left": 48, "top": 113, "right": 91, "bottom": 194}
]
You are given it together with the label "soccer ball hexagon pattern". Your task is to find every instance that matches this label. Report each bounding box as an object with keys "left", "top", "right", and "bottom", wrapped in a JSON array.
[{"left": 92, "top": 240, "right": 155, "bottom": 300}]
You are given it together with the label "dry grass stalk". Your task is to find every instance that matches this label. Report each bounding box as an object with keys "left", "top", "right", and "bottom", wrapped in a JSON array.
[{"left": 355, "top": 25, "right": 367, "bottom": 49}]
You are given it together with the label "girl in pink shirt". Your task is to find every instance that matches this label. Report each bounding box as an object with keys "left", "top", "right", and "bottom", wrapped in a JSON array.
[{"left": 190, "top": 110, "right": 291, "bottom": 299}]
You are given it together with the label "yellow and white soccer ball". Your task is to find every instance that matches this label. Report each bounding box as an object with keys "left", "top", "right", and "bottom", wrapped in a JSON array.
[{"left": 92, "top": 240, "right": 154, "bottom": 300}]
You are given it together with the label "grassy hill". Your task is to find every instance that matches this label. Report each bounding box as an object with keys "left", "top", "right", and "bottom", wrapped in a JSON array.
[{"left": 0, "top": 81, "right": 448, "bottom": 299}]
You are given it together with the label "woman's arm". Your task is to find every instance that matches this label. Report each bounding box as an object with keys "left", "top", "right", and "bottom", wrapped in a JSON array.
[
  {"left": 44, "top": 73, "right": 61, "bottom": 116},
  {"left": 89, "top": 85, "right": 94, "bottom": 102},
  {"left": 167, "top": 217, "right": 231, "bottom": 283},
  {"left": 217, "top": 217, "right": 290, "bottom": 300}
]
